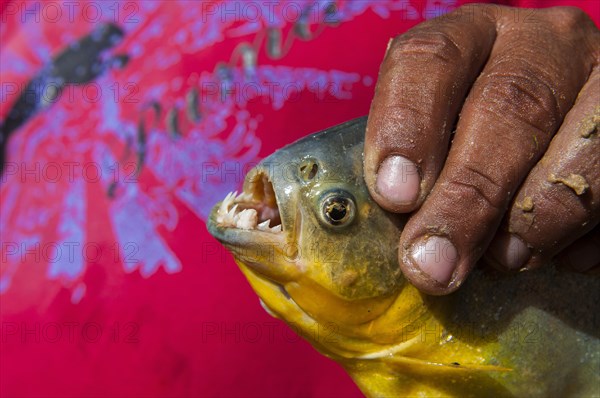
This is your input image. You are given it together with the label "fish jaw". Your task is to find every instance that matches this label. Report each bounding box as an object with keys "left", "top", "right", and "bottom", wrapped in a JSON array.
[
  {"left": 207, "top": 183, "right": 302, "bottom": 284},
  {"left": 207, "top": 163, "right": 309, "bottom": 324}
]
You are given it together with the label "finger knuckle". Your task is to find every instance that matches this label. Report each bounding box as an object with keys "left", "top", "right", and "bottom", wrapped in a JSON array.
[
  {"left": 386, "top": 102, "right": 435, "bottom": 125},
  {"left": 446, "top": 165, "right": 507, "bottom": 212},
  {"left": 547, "top": 6, "right": 592, "bottom": 31},
  {"left": 479, "top": 66, "right": 560, "bottom": 134},
  {"left": 547, "top": 170, "right": 600, "bottom": 215},
  {"left": 390, "top": 30, "right": 462, "bottom": 65},
  {"left": 544, "top": 7, "right": 600, "bottom": 58}
]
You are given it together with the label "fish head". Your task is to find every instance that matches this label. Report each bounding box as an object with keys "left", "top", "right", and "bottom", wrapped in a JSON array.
[{"left": 207, "top": 117, "right": 407, "bottom": 331}]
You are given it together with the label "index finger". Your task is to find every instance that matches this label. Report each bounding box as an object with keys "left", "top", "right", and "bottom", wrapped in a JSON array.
[{"left": 364, "top": 6, "right": 497, "bottom": 212}]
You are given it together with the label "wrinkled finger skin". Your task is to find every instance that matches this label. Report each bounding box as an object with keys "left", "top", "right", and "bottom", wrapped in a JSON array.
[
  {"left": 364, "top": 4, "right": 600, "bottom": 295},
  {"left": 490, "top": 66, "right": 600, "bottom": 271}
]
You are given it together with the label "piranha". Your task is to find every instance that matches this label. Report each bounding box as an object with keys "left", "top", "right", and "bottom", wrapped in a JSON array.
[{"left": 207, "top": 117, "right": 599, "bottom": 397}]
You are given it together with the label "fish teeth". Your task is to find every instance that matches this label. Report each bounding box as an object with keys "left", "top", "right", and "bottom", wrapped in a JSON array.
[
  {"left": 227, "top": 204, "right": 239, "bottom": 220},
  {"left": 235, "top": 191, "right": 245, "bottom": 201},
  {"left": 235, "top": 192, "right": 252, "bottom": 202},
  {"left": 217, "top": 191, "right": 234, "bottom": 217},
  {"left": 235, "top": 209, "right": 258, "bottom": 230},
  {"left": 217, "top": 190, "right": 279, "bottom": 232},
  {"left": 257, "top": 219, "right": 271, "bottom": 231},
  {"left": 217, "top": 192, "right": 233, "bottom": 224}
]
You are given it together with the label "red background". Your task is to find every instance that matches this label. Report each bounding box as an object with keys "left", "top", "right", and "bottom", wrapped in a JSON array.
[{"left": 1, "top": 1, "right": 598, "bottom": 397}]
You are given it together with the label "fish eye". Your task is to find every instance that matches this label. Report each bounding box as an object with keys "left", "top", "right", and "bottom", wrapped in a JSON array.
[
  {"left": 299, "top": 160, "right": 319, "bottom": 182},
  {"left": 320, "top": 192, "right": 355, "bottom": 227}
]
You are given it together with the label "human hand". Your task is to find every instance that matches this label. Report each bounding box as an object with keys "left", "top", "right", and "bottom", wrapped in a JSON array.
[{"left": 363, "top": 4, "right": 600, "bottom": 295}]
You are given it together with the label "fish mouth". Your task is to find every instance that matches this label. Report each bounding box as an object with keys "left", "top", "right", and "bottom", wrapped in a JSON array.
[
  {"left": 208, "top": 164, "right": 308, "bottom": 296},
  {"left": 208, "top": 167, "right": 300, "bottom": 298},
  {"left": 207, "top": 165, "right": 287, "bottom": 249},
  {"left": 209, "top": 167, "right": 285, "bottom": 240}
]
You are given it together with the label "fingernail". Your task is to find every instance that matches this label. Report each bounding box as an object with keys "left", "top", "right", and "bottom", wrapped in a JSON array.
[
  {"left": 410, "top": 236, "right": 458, "bottom": 285},
  {"left": 376, "top": 155, "right": 420, "bottom": 206},
  {"left": 489, "top": 233, "right": 530, "bottom": 270}
]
